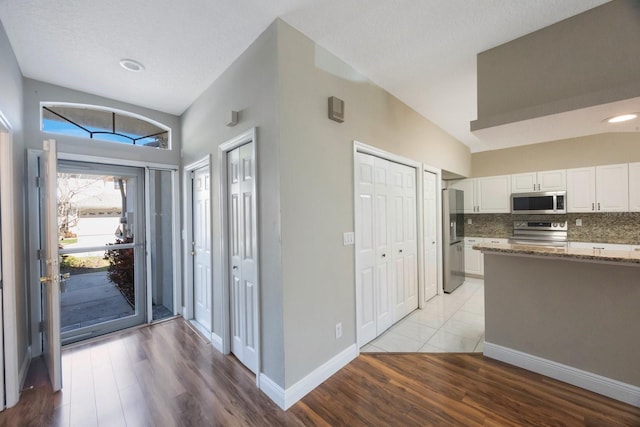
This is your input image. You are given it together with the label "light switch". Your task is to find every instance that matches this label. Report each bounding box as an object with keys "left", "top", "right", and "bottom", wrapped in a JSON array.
[
  {"left": 343, "top": 232, "right": 355, "bottom": 245},
  {"left": 576, "top": 219, "right": 582, "bottom": 226}
]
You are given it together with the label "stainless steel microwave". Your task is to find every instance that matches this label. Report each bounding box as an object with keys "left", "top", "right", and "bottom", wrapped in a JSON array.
[{"left": 511, "top": 191, "right": 566, "bottom": 214}]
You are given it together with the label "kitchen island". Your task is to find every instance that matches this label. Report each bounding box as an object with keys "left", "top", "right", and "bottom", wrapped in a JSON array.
[{"left": 474, "top": 242, "right": 640, "bottom": 407}]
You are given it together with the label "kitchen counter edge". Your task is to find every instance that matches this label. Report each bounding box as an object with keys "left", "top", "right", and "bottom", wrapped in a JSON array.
[{"left": 473, "top": 243, "right": 640, "bottom": 265}]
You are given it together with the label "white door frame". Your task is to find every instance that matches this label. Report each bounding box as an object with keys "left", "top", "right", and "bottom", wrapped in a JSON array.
[
  {"left": 218, "top": 128, "right": 260, "bottom": 386},
  {"left": 26, "top": 150, "right": 179, "bottom": 355},
  {"left": 145, "top": 166, "right": 181, "bottom": 324},
  {"left": 353, "top": 141, "right": 441, "bottom": 347},
  {"left": 0, "top": 112, "right": 19, "bottom": 407},
  {"left": 183, "top": 156, "right": 214, "bottom": 342},
  {"left": 421, "top": 164, "right": 444, "bottom": 298}
]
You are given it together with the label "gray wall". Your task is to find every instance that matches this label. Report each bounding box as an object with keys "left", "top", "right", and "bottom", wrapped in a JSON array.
[
  {"left": 0, "top": 20, "right": 28, "bottom": 379},
  {"left": 484, "top": 253, "right": 640, "bottom": 387},
  {"left": 180, "top": 22, "right": 285, "bottom": 385},
  {"left": 23, "top": 78, "right": 181, "bottom": 166},
  {"left": 276, "top": 20, "right": 470, "bottom": 387},
  {"left": 473, "top": 0, "right": 640, "bottom": 129}
]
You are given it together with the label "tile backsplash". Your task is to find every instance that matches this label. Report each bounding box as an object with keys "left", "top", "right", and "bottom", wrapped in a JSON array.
[{"left": 464, "top": 212, "right": 640, "bottom": 245}]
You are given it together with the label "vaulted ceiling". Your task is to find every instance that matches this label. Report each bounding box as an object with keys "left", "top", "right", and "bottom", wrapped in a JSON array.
[{"left": 0, "top": 0, "right": 610, "bottom": 152}]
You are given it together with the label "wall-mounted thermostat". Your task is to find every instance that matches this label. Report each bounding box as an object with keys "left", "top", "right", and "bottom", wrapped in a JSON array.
[{"left": 328, "top": 96, "right": 344, "bottom": 123}]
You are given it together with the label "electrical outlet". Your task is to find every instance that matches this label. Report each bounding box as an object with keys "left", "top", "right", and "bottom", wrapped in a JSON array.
[
  {"left": 335, "top": 322, "right": 342, "bottom": 339},
  {"left": 467, "top": 218, "right": 472, "bottom": 225},
  {"left": 343, "top": 232, "right": 355, "bottom": 245},
  {"left": 576, "top": 219, "right": 582, "bottom": 226}
]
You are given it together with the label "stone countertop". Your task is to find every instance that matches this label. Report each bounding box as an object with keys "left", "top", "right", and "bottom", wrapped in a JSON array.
[{"left": 473, "top": 243, "right": 640, "bottom": 265}]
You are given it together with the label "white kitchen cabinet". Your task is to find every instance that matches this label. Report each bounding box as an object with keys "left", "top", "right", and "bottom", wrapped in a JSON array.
[
  {"left": 484, "top": 237, "right": 509, "bottom": 245},
  {"left": 569, "top": 242, "right": 632, "bottom": 251},
  {"left": 628, "top": 162, "right": 640, "bottom": 212},
  {"left": 511, "top": 170, "right": 566, "bottom": 193},
  {"left": 448, "top": 179, "right": 477, "bottom": 214},
  {"left": 566, "top": 164, "right": 628, "bottom": 212},
  {"left": 596, "top": 164, "right": 628, "bottom": 212},
  {"left": 476, "top": 175, "right": 511, "bottom": 213},
  {"left": 464, "top": 237, "right": 484, "bottom": 276}
]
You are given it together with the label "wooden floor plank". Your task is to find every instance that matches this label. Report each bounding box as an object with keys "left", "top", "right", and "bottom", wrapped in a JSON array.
[{"left": 2, "top": 318, "right": 639, "bottom": 427}]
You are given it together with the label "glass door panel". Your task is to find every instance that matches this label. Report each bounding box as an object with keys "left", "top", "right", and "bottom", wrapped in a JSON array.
[{"left": 56, "top": 161, "right": 145, "bottom": 344}]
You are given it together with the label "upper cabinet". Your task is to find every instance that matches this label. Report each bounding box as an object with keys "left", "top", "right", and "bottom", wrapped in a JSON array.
[
  {"left": 448, "top": 179, "right": 477, "bottom": 214},
  {"left": 476, "top": 175, "right": 511, "bottom": 213},
  {"left": 566, "top": 164, "right": 629, "bottom": 212},
  {"left": 629, "top": 163, "right": 640, "bottom": 212},
  {"left": 450, "top": 176, "right": 511, "bottom": 213},
  {"left": 511, "top": 170, "right": 566, "bottom": 193}
]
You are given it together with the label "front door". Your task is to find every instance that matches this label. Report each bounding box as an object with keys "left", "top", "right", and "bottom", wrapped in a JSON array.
[
  {"left": 192, "top": 166, "right": 212, "bottom": 332},
  {"left": 55, "top": 160, "right": 146, "bottom": 344},
  {"left": 228, "top": 142, "right": 258, "bottom": 373},
  {"left": 41, "top": 139, "right": 62, "bottom": 391}
]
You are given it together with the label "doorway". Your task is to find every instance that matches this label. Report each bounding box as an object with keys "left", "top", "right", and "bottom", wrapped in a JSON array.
[{"left": 56, "top": 160, "right": 146, "bottom": 344}]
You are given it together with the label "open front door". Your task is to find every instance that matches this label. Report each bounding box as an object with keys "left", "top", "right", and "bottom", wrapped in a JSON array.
[{"left": 41, "top": 139, "right": 62, "bottom": 391}]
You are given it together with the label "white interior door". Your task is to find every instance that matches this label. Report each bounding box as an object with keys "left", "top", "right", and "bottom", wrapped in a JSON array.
[
  {"left": 355, "top": 152, "right": 418, "bottom": 346},
  {"left": 355, "top": 153, "right": 376, "bottom": 345},
  {"left": 423, "top": 171, "right": 438, "bottom": 301},
  {"left": 192, "top": 167, "right": 212, "bottom": 332},
  {"left": 390, "top": 161, "right": 418, "bottom": 321},
  {"left": 42, "top": 139, "right": 62, "bottom": 391},
  {"left": 373, "top": 158, "right": 393, "bottom": 335},
  {"left": 228, "top": 142, "right": 258, "bottom": 373}
]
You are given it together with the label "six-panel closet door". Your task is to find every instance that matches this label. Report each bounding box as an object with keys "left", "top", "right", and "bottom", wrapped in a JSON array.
[
  {"left": 228, "top": 142, "right": 258, "bottom": 373},
  {"left": 356, "top": 152, "right": 418, "bottom": 347}
]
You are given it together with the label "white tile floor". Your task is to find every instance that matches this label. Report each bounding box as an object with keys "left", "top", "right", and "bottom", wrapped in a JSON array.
[{"left": 361, "top": 278, "right": 485, "bottom": 353}]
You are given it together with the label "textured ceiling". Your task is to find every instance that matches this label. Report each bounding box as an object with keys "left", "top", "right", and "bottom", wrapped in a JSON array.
[{"left": 0, "top": 0, "right": 610, "bottom": 152}]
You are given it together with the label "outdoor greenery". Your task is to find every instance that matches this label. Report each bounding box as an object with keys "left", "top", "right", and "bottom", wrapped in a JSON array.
[
  {"left": 105, "top": 237, "right": 135, "bottom": 308},
  {"left": 59, "top": 254, "right": 109, "bottom": 275}
]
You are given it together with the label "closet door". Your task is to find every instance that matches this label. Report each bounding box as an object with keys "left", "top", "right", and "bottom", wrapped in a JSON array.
[
  {"left": 373, "top": 157, "right": 393, "bottom": 335},
  {"left": 356, "top": 153, "right": 419, "bottom": 346},
  {"left": 390, "top": 162, "right": 418, "bottom": 321},
  {"left": 228, "top": 142, "right": 258, "bottom": 373}
]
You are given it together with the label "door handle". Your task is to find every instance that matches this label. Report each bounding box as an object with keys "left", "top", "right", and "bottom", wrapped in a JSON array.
[
  {"left": 232, "top": 266, "right": 238, "bottom": 270},
  {"left": 598, "top": 202, "right": 601, "bottom": 211},
  {"left": 381, "top": 253, "right": 386, "bottom": 258},
  {"left": 399, "top": 249, "right": 403, "bottom": 253},
  {"left": 591, "top": 203, "right": 594, "bottom": 211}
]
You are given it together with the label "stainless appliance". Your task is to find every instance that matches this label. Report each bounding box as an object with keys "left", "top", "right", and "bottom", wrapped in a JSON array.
[
  {"left": 443, "top": 188, "right": 465, "bottom": 293},
  {"left": 511, "top": 191, "right": 566, "bottom": 214},
  {"left": 508, "top": 220, "right": 568, "bottom": 247}
]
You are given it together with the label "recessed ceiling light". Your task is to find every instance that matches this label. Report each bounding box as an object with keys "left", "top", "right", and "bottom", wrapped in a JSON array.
[
  {"left": 607, "top": 113, "right": 637, "bottom": 123},
  {"left": 119, "top": 59, "right": 145, "bottom": 72}
]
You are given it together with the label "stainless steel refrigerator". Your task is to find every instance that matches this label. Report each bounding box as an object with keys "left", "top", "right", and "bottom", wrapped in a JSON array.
[{"left": 443, "top": 188, "right": 465, "bottom": 293}]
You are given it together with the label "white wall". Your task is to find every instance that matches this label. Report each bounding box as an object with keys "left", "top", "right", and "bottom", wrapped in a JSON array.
[
  {"left": 180, "top": 22, "right": 286, "bottom": 385},
  {"left": 276, "top": 20, "right": 470, "bottom": 387},
  {"left": 0, "top": 20, "right": 28, "bottom": 387}
]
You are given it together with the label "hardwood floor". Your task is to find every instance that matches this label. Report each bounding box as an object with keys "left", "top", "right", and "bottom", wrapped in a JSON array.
[{"left": 1, "top": 318, "right": 639, "bottom": 426}]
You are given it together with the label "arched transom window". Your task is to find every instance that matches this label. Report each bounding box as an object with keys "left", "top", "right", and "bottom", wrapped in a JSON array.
[{"left": 41, "top": 103, "right": 171, "bottom": 149}]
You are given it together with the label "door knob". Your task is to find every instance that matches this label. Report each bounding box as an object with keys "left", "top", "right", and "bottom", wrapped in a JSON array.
[
  {"left": 381, "top": 253, "right": 386, "bottom": 258},
  {"left": 399, "top": 249, "right": 403, "bottom": 253},
  {"left": 233, "top": 265, "right": 238, "bottom": 270}
]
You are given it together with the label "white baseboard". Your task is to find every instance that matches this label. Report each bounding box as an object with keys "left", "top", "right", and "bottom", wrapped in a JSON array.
[
  {"left": 210, "top": 333, "right": 223, "bottom": 353},
  {"left": 484, "top": 342, "right": 640, "bottom": 408},
  {"left": 260, "top": 344, "right": 358, "bottom": 410},
  {"left": 18, "top": 346, "right": 32, "bottom": 389}
]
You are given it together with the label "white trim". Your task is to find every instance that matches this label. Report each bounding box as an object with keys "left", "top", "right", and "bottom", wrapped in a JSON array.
[
  {"left": 26, "top": 150, "right": 43, "bottom": 357},
  {"left": 182, "top": 156, "right": 212, "bottom": 328},
  {"left": 0, "top": 121, "right": 20, "bottom": 408},
  {"left": 210, "top": 333, "right": 224, "bottom": 353},
  {"left": 484, "top": 342, "right": 640, "bottom": 408},
  {"left": 354, "top": 141, "right": 422, "bottom": 169},
  {"left": 59, "top": 151, "right": 178, "bottom": 170},
  {"left": 259, "top": 344, "right": 358, "bottom": 410},
  {"left": 170, "top": 170, "right": 181, "bottom": 318},
  {"left": 218, "top": 128, "right": 261, "bottom": 387},
  {"left": 144, "top": 169, "right": 153, "bottom": 323}
]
